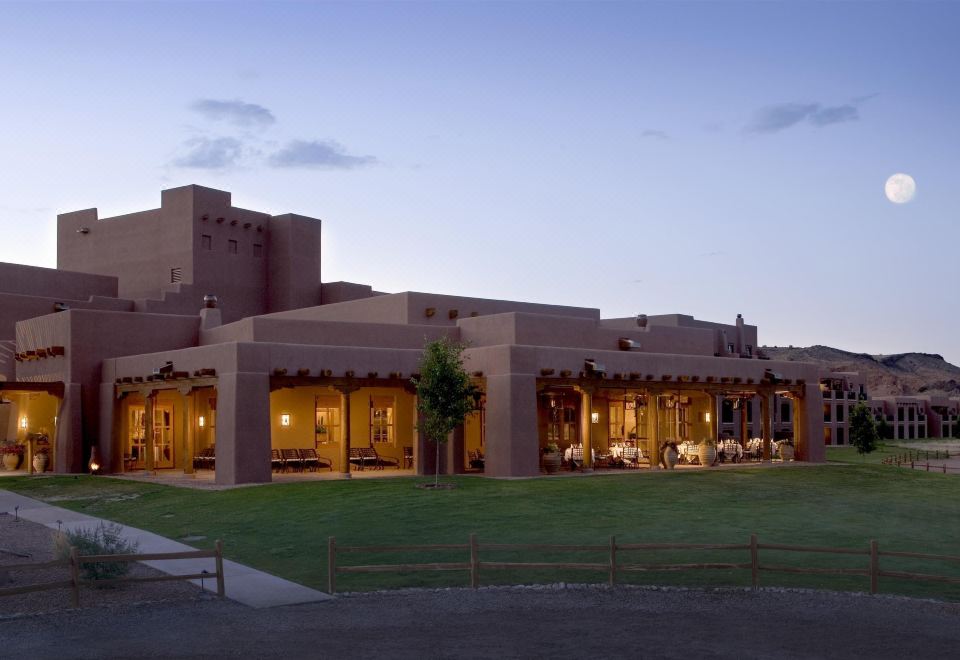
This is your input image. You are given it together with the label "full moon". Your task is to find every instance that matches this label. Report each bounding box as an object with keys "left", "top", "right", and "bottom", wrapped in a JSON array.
[{"left": 885, "top": 173, "right": 916, "bottom": 204}]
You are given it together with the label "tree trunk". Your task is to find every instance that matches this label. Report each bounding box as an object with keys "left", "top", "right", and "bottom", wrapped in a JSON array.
[{"left": 435, "top": 439, "right": 440, "bottom": 487}]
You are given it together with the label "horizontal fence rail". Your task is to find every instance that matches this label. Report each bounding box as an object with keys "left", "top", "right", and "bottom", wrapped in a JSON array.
[
  {"left": 327, "top": 533, "right": 960, "bottom": 597},
  {"left": 0, "top": 540, "right": 225, "bottom": 607}
]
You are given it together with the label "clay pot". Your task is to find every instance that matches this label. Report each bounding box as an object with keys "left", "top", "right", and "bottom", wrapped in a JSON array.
[
  {"left": 662, "top": 446, "right": 678, "bottom": 470},
  {"left": 697, "top": 443, "right": 717, "bottom": 467},
  {"left": 33, "top": 452, "right": 49, "bottom": 473},
  {"left": 542, "top": 452, "right": 561, "bottom": 474},
  {"left": 778, "top": 444, "right": 795, "bottom": 461},
  {"left": 2, "top": 453, "right": 19, "bottom": 471}
]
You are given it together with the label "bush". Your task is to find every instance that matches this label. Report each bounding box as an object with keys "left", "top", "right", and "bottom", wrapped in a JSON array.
[{"left": 54, "top": 522, "right": 139, "bottom": 581}]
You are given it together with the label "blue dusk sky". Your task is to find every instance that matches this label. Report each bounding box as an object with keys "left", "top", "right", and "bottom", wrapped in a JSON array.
[{"left": 0, "top": 2, "right": 958, "bottom": 363}]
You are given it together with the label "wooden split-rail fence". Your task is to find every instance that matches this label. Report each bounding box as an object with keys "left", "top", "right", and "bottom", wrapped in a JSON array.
[
  {"left": 882, "top": 449, "right": 959, "bottom": 473},
  {"left": 0, "top": 540, "right": 225, "bottom": 606},
  {"left": 327, "top": 534, "right": 960, "bottom": 596}
]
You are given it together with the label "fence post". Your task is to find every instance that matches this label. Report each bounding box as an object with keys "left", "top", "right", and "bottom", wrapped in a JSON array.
[
  {"left": 750, "top": 533, "right": 759, "bottom": 591},
  {"left": 869, "top": 539, "right": 879, "bottom": 595},
  {"left": 609, "top": 535, "right": 617, "bottom": 587},
  {"left": 214, "top": 540, "right": 225, "bottom": 598},
  {"left": 327, "top": 537, "right": 336, "bottom": 594},
  {"left": 469, "top": 533, "right": 479, "bottom": 589},
  {"left": 69, "top": 546, "right": 80, "bottom": 607}
]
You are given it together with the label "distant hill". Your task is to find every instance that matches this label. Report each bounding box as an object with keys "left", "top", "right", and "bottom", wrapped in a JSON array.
[{"left": 760, "top": 345, "right": 960, "bottom": 397}]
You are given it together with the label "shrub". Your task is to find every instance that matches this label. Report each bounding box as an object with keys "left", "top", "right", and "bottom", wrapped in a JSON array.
[{"left": 54, "top": 522, "right": 139, "bottom": 581}]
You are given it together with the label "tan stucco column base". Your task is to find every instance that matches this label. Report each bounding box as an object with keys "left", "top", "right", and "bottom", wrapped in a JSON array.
[
  {"left": 215, "top": 372, "right": 272, "bottom": 486},
  {"left": 485, "top": 374, "right": 539, "bottom": 477}
]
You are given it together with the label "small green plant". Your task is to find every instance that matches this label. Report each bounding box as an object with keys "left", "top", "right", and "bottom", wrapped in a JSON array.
[
  {"left": 54, "top": 522, "right": 139, "bottom": 581},
  {"left": 543, "top": 442, "right": 559, "bottom": 454}
]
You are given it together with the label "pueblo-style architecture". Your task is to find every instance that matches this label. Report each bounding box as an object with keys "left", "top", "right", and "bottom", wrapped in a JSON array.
[{"left": 0, "top": 185, "right": 835, "bottom": 484}]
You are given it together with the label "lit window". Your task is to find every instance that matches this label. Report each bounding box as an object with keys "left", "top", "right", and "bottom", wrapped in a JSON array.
[
  {"left": 370, "top": 396, "right": 394, "bottom": 444},
  {"left": 315, "top": 395, "right": 341, "bottom": 445}
]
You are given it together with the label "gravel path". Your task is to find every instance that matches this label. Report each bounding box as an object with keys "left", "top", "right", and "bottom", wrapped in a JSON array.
[{"left": 3, "top": 584, "right": 959, "bottom": 658}]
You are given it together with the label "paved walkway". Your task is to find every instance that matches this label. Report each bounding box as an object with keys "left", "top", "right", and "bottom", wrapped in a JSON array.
[{"left": 0, "top": 489, "right": 333, "bottom": 609}]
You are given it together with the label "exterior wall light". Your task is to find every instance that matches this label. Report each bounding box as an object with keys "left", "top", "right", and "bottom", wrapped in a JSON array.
[
  {"left": 705, "top": 412, "right": 712, "bottom": 423},
  {"left": 591, "top": 412, "right": 599, "bottom": 424},
  {"left": 280, "top": 413, "right": 292, "bottom": 427},
  {"left": 198, "top": 415, "right": 205, "bottom": 429},
  {"left": 19, "top": 416, "right": 28, "bottom": 430}
]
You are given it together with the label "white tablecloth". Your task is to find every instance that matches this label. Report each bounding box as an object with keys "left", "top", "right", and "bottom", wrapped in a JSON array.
[{"left": 564, "top": 447, "right": 596, "bottom": 461}]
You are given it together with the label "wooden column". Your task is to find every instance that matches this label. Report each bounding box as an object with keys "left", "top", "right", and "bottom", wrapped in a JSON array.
[
  {"left": 580, "top": 385, "right": 594, "bottom": 469},
  {"left": 144, "top": 390, "right": 156, "bottom": 473},
  {"left": 180, "top": 387, "right": 194, "bottom": 475},
  {"left": 740, "top": 397, "right": 748, "bottom": 444},
  {"left": 336, "top": 385, "right": 359, "bottom": 478},
  {"left": 710, "top": 393, "right": 719, "bottom": 441},
  {"left": 761, "top": 392, "right": 772, "bottom": 461},
  {"left": 650, "top": 391, "right": 661, "bottom": 469}
]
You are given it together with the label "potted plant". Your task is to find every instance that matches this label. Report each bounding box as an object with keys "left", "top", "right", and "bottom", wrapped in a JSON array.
[
  {"left": 777, "top": 439, "right": 795, "bottom": 461},
  {"left": 697, "top": 438, "right": 718, "bottom": 467},
  {"left": 33, "top": 445, "right": 50, "bottom": 472},
  {"left": 1, "top": 442, "right": 24, "bottom": 471},
  {"left": 542, "top": 442, "right": 561, "bottom": 474}
]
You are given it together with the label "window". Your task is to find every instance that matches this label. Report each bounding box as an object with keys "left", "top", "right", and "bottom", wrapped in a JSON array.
[
  {"left": 228, "top": 239, "right": 238, "bottom": 254},
  {"left": 898, "top": 407, "right": 905, "bottom": 422},
  {"left": 608, "top": 401, "right": 624, "bottom": 442},
  {"left": 746, "top": 402, "right": 753, "bottom": 424},
  {"left": 727, "top": 343, "right": 735, "bottom": 353},
  {"left": 836, "top": 427, "right": 845, "bottom": 445},
  {"left": 908, "top": 407, "right": 915, "bottom": 422},
  {"left": 836, "top": 405, "right": 844, "bottom": 422},
  {"left": 201, "top": 234, "right": 212, "bottom": 250},
  {"left": 253, "top": 243, "right": 263, "bottom": 258},
  {"left": 170, "top": 267, "right": 182, "bottom": 284},
  {"left": 370, "top": 396, "right": 394, "bottom": 444},
  {"left": 780, "top": 402, "right": 791, "bottom": 424},
  {"left": 823, "top": 404, "right": 831, "bottom": 422},
  {"left": 314, "top": 395, "right": 341, "bottom": 445},
  {"left": 721, "top": 400, "right": 733, "bottom": 424}
]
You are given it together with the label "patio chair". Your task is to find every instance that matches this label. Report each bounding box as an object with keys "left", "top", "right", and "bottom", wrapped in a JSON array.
[
  {"left": 281, "top": 448, "right": 304, "bottom": 472},
  {"left": 402, "top": 446, "right": 414, "bottom": 469},
  {"left": 621, "top": 445, "right": 640, "bottom": 468},
  {"left": 371, "top": 447, "right": 399, "bottom": 469},
  {"left": 299, "top": 448, "right": 332, "bottom": 471},
  {"left": 348, "top": 447, "right": 367, "bottom": 470},
  {"left": 271, "top": 449, "right": 284, "bottom": 472},
  {"left": 569, "top": 446, "right": 584, "bottom": 471}
]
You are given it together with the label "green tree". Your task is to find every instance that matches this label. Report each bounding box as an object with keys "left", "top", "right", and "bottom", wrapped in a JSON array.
[
  {"left": 849, "top": 402, "right": 880, "bottom": 457},
  {"left": 412, "top": 338, "right": 476, "bottom": 487},
  {"left": 876, "top": 415, "right": 893, "bottom": 441}
]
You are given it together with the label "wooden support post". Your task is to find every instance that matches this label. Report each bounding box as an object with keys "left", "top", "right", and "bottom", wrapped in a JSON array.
[
  {"left": 750, "top": 533, "right": 759, "bottom": 590},
  {"left": 215, "top": 539, "right": 225, "bottom": 598},
  {"left": 609, "top": 535, "right": 617, "bottom": 587},
  {"left": 328, "top": 536, "right": 337, "bottom": 594},
  {"left": 70, "top": 546, "right": 80, "bottom": 607},
  {"left": 869, "top": 539, "right": 879, "bottom": 595},
  {"left": 144, "top": 392, "right": 155, "bottom": 473},
  {"left": 761, "top": 394, "right": 772, "bottom": 461},
  {"left": 470, "top": 533, "right": 479, "bottom": 589}
]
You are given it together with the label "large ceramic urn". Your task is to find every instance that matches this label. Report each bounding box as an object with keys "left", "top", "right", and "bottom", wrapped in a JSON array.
[
  {"left": 697, "top": 442, "right": 717, "bottom": 467},
  {"left": 542, "top": 451, "right": 561, "bottom": 474},
  {"left": 662, "top": 445, "right": 679, "bottom": 470}
]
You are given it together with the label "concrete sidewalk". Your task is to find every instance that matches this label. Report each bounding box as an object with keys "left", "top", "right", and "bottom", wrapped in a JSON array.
[{"left": 0, "top": 489, "right": 333, "bottom": 609}]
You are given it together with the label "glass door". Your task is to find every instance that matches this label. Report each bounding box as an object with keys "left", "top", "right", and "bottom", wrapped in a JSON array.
[
  {"left": 129, "top": 407, "right": 146, "bottom": 469},
  {"left": 153, "top": 407, "right": 174, "bottom": 468}
]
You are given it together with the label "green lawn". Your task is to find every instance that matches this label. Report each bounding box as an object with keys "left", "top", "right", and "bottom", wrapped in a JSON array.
[{"left": 5, "top": 463, "right": 960, "bottom": 599}]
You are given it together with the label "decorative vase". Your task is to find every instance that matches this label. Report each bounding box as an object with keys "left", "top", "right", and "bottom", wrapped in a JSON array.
[
  {"left": 33, "top": 453, "right": 49, "bottom": 473},
  {"left": 779, "top": 444, "right": 795, "bottom": 461},
  {"left": 542, "top": 452, "right": 561, "bottom": 474},
  {"left": 3, "top": 453, "right": 19, "bottom": 471},
  {"left": 662, "top": 446, "right": 678, "bottom": 470},
  {"left": 697, "top": 443, "right": 717, "bottom": 467}
]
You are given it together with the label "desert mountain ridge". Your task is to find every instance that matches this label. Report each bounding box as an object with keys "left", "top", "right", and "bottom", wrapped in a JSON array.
[{"left": 760, "top": 345, "right": 960, "bottom": 397}]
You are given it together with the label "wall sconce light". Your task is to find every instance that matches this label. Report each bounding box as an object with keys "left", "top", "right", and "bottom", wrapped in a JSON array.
[
  {"left": 705, "top": 412, "right": 712, "bottom": 423},
  {"left": 591, "top": 411, "right": 600, "bottom": 424},
  {"left": 19, "top": 416, "right": 28, "bottom": 430},
  {"left": 280, "top": 413, "right": 291, "bottom": 427},
  {"left": 198, "top": 415, "right": 205, "bottom": 429},
  {"left": 89, "top": 447, "right": 101, "bottom": 475}
]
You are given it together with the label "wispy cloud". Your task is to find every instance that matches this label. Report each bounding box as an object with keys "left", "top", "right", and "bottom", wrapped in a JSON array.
[
  {"left": 269, "top": 140, "right": 377, "bottom": 169},
  {"left": 641, "top": 129, "right": 669, "bottom": 140},
  {"left": 745, "top": 101, "right": 860, "bottom": 134},
  {"left": 173, "top": 137, "right": 245, "bottom": 170},
  {"left": 190, "top": 99, "right": 276, "bottom": 129},
  {"left": 699, "top": 250, "right": 726, "bottom": 258}
]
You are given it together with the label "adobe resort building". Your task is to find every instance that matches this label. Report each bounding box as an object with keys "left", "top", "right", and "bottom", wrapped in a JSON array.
[{"left": 0, "top": 184, "right": 860, "bottom": 484}]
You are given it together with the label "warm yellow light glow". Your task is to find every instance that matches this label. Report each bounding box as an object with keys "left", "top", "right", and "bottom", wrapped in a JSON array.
[
  {"left": 19, "top": 416, "right": 28, "bottom": 430},
  {"left": 198, "top": 415, "right": 205, "bottom": 428},
  {"left": 280, "top": 413, "right": 291, "bottom": 427},
  {"left": 705, "top": 412, "right": 711, "bottom": 423},
  {"left": 591, "top": 411, "right": 599, "bottom": 424}
]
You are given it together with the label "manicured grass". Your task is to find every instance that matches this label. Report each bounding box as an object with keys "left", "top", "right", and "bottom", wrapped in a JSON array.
[{"left": 5, "top": 465, "right": 960, "bottom": 599}]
